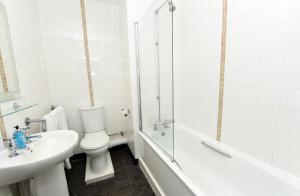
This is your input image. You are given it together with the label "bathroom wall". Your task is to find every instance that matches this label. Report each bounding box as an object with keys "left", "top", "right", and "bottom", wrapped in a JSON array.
[
  {"left": 0, "top": 0, "right": 52, "bottom": 150},
  {"left": 175, "top": 0, "right": 300, "bottom": 177},
  {"left": 37, "top": 0, "right": 132, "bottom": 152},
  {"left": 84, "top": 0, "right": 132, "bottom": 135},
  {"left": 174, "top": 0, "right": 222, "bottom": 138},
  {"left": 222, "top": 0, "right": 300, "bottom": 177}
]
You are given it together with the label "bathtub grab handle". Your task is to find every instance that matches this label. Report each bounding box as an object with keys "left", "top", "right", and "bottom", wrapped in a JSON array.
[{"left": 201, "top": 141, "right": 231, "bottom": 158}]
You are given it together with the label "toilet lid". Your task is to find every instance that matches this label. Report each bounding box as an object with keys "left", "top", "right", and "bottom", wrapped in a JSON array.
[{"left": 80, "top": 132, "right": 109, "bottom": 150}]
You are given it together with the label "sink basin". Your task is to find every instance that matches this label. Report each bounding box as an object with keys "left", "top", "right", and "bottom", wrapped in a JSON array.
[{"left": 0, "top": 130, "right": 78, "bottom": 187}]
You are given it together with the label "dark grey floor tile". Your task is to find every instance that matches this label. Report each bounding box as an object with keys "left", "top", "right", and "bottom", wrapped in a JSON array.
[
  {"left": 135, "top": 184, "right": 156, "bottom": 196},
  {"left": 66, "top": 145, "right": 155, "bottom": 196},
  {"left": 97, "top": 172, "right": 128, "bottom": 194},
  {"left": 101, "top": 186, "right": 136, "bottom": 196},
  {"left": 126, "top": 165, "right": 144, "bottom": 182}
]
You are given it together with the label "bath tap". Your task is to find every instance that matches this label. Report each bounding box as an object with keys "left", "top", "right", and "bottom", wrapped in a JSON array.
[
  {"left": 154, "top": 119, "right": 173, "bottom": 130},
  {"left": 154, "top": 121, "right": 163, "bottom": 130}
]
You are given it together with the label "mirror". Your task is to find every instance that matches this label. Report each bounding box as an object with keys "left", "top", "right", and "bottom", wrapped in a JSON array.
[{"left": 0, "top": 3, "right": 20, "bottom": 102}]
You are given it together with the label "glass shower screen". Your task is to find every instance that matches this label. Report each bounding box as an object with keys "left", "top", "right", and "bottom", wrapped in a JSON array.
[{"left": 136, "top": 0, "right": 174, "bottom": 157}]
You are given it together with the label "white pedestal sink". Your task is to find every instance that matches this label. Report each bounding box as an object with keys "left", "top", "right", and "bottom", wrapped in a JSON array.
[{"left": 0, "top": 130, "right": 78, "bottom": 196}]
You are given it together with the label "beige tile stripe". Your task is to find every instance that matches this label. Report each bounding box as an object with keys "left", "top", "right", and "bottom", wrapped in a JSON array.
[
  {"left": 80, "top": 0, "right": 95, "bottom": 107},
  {"left": 216, "top": 0, "right": 228, "bottom": 142},
  {"left": 0, "top": 50, "right": 8, "bottom": 93}
]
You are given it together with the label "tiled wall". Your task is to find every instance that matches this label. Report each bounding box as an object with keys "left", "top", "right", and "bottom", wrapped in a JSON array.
[
  {"left": 168, "top": 0, "right": 300, "bottom": 178},
  {"left": 174, "top": 0, "right": 222, "bottom": 138},
  {"left": 222, "top": 0, "right": 300, "bottom": 177},
  {"left": 85, "top": 0, "right": 132, "bottom": 135},
  {"left": 0, "top": 0, "right": 51, "bottom": 150},
  {"left": 37, "top": 0, "right": 90, "bottom": 149},
  {"left": 38, "top": 0, "right": 132, "bottom": 153}
]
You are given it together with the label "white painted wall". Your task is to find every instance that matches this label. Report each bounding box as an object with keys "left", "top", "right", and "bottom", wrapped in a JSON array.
[
  {"left": 0, "top": 0, "right": 51, "bottom": 151},
  {"left": 37, "top": 0, "right": 132, "bottom": 153}
]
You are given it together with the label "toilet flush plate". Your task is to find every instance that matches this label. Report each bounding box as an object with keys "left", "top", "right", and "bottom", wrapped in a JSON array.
[{"left": 85, "top": 152, "right": 114, "bottom": 185}]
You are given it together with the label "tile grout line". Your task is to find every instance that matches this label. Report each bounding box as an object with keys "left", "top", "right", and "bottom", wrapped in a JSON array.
[
  {"left": 80, "top": 0, "right": 95, "bottom": 107},
  {"left": 216, "top": 0, "right": 228, "bottom": 142}
]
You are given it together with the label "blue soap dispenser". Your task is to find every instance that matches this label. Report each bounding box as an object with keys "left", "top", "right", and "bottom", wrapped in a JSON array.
[{"left": 13, "top": 125, "right": 27, "bottom": 149}]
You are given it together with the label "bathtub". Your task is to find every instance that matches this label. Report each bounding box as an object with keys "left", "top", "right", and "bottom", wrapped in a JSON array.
[{"left": 139, "top": 124, "right": 300, "bottom": 196}]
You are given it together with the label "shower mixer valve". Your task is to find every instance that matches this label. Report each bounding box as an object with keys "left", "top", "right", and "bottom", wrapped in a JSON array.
[{"left": 154, "top": 119, "right": 173, "bottom": 130}]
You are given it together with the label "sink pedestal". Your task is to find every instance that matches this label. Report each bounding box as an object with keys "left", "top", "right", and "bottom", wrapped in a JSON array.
[
  {"left": 0, "top": 186, "right": 12, "bottom": 196},
  {"left": 31, "top": 163, "right": 69, "bottom": 196},
  {"left": 0, "top": 163, "right": 69, "bottom": 196}
]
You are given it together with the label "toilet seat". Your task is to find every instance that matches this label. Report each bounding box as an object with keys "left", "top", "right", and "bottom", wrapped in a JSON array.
[{"left": 80, "top": 132, "right": 109, "bottom": 150}]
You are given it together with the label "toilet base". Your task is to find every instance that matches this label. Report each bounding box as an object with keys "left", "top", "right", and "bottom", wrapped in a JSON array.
[{"left": 85, "top": 152, "right": 114, "bottom": 184}]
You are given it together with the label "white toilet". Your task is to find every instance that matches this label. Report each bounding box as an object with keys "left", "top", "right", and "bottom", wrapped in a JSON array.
[{"left": 79, "top": 105, "right": 114, "bottom": 184}]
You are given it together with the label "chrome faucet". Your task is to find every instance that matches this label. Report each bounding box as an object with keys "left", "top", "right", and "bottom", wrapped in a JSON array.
[
  {"left": 3, "top": 139, "right": 18, "bottom": 158},
  {"left": 154, "top": 119, "right": 173, "bottom": 130},
  {"left": 25, "top": 117, "right": 47, "bottom": 132},
  {"left": 26, "top": 134, "right": 42, "bottom": 143}
]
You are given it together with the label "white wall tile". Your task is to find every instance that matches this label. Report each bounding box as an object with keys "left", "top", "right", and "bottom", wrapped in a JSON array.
[
  {"left": 238, "top": 88, "right": 257, "bottom": 105},
  {"left": 256, "top": 89, "right": 281, "bottom": 109},
  {"left": 259, "top": 68, "right": 284, "bottom": 89},
  {"left": 272, "top": 150, "right": 300, "bottom": 176},
  {"left": 239, "top": 70, "right": 260, "bottom": 88},
  {"left": 275, "top": 128, "right": 300, "bottom": 158},
  {"left": 260, "top": 22, "right": 288, "bottom": 69},
  {"left": 283, "top": 67, "right": 300, "bottom": 89},
  {"left": 249, "top": 142, "right": 274, "bottom": 164},
  {"left": 287, "top": 18, "right": 300, "bottom": 42},
  {"left": 222, "top": 0, "right": 300, "bottom": 178},
  {"left": 281, "top": 89, "right": 300, "bottom": 111}
]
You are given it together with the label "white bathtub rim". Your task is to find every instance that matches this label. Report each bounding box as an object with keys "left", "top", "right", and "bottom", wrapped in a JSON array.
[
  {"left": 177, "top": 123, "right": 300, "bottom": 191},
  {"left": 138, "top": 131, "right": 206, "bottom": 196}
]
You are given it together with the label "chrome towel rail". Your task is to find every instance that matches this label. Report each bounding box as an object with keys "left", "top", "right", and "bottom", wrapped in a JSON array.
[{"left": 201, "top": 141, "right": 231, "bottom": 158}]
